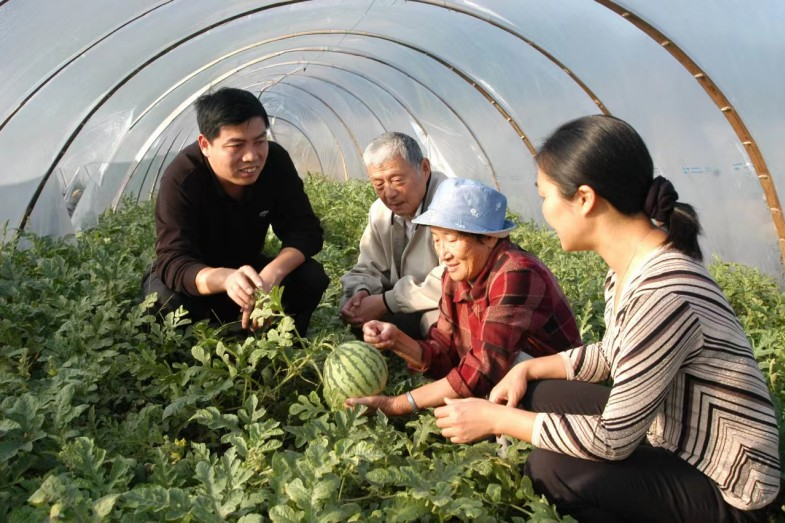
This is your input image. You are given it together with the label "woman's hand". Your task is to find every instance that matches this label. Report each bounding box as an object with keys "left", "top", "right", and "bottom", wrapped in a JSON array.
[
  {"left": 488, "top": 361, "right": 530, "bottom": 407},
  {"left": 362, "top": 320, "right": 398, "bottom": 350},
  {"left": 434, "top": 397, "right": 501, "bottom": 443},
  {"left": 344, "top": 394, "right": 408, "bottom": 416}
]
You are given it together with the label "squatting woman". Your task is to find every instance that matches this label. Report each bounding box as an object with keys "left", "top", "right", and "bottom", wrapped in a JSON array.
[{"left": 434, "top": 115, "right": 780, "bottom": 522}]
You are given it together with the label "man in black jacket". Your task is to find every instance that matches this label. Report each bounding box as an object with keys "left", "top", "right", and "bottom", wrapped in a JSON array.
[{"left": 142, "top": 87, "right": 328, "bottom": 335}]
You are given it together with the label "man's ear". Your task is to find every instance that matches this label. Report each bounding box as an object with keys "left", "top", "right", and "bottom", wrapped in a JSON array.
[
  {"left": 420, "top": 158, "right": 431, "bottom": 179},
  {"left": 575, "top": 184, "right": 597, "bottom": 216},
  {"left": 197, "top": 134, "right": 211, "bottom": 156}
]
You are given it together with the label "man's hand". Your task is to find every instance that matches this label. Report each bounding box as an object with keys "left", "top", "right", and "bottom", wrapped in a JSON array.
[
  {"left": 224, "top": 265, "right": 264, "bottom": 310},
  {"left": 340, "top": 292, "right": 387, "bottom": 326},
  {"left": 362, "top": 320, "right": 399, "bottom": 350},
  {"left": 259, "top": 263, "right": 285, "bottom": 294},
  {"left": 340, "top": 290, "right": 369, "bottom": 324},
  {"left": 345, "top": 394, "right": 409, "bottom": 416},
  {"left": 434, "top": 397, "right": 500, "bottom": 444},
  {"left": 240, "top": 263, "right": 287, "bottom": 330},
  {"left": 240, "top": 247, "right": 305, "bottom": 330}
]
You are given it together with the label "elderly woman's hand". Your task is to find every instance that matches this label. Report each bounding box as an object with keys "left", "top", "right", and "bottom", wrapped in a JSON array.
[
  {"left": 362, "top": 320, "right": 398, "bottom": 350},
  {"left": 434, "top": 397, "right": 501, "bottom": 443}
]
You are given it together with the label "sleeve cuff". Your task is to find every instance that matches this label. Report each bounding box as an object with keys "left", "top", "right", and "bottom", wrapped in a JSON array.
[
  {"left": 182, "top": 263, "right": 208, "bottom": 296},
  {"left": 407, "top": 341, "right": 431, "bottom": 373},
  {"left": 382, "top": 290, "right": 397, "bottom": 313},
  {"left": 559, "top": 351, "right": 576, "bottom": 381},
  {"left": 531, "top": 412, "right": 548, "bottom": 447},
  {"left": 446, "top": 368, "right": 473, "bottom": 398},
  {"left": 280, "top": 240, "right": 317, "bottom": 260}
]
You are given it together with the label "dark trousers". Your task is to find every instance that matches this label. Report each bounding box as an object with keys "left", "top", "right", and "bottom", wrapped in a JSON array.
[
  {"left": 142, "top": 258, "right": 329, "bottom": 336},
  {"left": 522, "top": 380, "right": 764, "bottom": 523}
]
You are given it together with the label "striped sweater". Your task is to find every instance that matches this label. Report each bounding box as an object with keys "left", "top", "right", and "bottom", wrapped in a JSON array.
[{"left": 531, "top": 248, "right": 780, "bottom": 510}]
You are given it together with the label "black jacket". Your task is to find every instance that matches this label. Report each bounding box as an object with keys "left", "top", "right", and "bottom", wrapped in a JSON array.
[{"left": 153, "top": 141, "right": 323, "bottom": 296}]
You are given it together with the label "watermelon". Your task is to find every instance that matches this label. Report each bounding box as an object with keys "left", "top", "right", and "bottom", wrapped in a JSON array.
[{"left": 322, "top": 340, "right": 388, "bottom": 410}]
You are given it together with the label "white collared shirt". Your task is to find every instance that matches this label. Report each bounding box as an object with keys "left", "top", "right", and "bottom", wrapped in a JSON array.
[{"left": 394, "top": 201, "right": 424, "bottom": 243}]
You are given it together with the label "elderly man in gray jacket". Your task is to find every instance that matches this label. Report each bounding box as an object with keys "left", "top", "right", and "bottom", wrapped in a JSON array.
[{"left": 340, "top": 132, "right": 446, "bottom": 339}]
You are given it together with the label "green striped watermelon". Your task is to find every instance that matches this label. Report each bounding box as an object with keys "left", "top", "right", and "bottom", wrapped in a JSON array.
[{"left": 322, "top": 340, "right": 388, "bottom": 410}]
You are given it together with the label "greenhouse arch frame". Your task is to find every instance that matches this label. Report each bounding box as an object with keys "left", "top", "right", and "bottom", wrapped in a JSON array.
[{"left": 1, "top": 0, "right": 784, "bottom": 278}]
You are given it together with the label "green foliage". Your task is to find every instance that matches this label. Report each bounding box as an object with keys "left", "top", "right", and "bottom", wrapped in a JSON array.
[{"left": 0, "top": 178, "right": 783, "bottom": 521}]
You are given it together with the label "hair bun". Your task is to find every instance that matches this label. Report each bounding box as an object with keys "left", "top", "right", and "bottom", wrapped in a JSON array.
[{"left": 644, "top": 176, "right": 678, "bottom": 223}]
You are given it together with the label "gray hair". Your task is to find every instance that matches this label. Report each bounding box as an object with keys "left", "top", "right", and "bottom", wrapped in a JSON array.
[{"left": 363, "top": 132, "right": 424, "bottom": 175}]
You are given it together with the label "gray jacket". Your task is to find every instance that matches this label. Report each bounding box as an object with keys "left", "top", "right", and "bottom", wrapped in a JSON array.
[{"left": 340, "top": 171, "right": 447, "bottom": 314}]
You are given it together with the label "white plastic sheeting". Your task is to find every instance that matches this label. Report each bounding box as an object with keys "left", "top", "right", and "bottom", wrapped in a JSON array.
[{"left": 1, "top": 0, "right": 784, "bottom": 277}]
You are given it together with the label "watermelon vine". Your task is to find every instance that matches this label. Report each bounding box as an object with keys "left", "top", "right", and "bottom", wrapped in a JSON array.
[{"left": 0, "top": 175, "right": 782, "bottom": 521}]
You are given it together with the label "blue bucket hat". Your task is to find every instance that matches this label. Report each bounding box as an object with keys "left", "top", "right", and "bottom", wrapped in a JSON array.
[{"left": 413, "top": 178, "right": 516, "bottom": 237}]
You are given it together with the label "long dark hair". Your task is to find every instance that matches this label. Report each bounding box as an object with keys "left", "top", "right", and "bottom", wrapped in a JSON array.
[{"left": 536, "top": 115, "right": 703, "bottom": 260}]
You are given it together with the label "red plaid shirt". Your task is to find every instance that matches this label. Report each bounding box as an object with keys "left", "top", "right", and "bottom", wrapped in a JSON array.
[{"left": 415, "top": 239, "right": 580, "bottom": 398}]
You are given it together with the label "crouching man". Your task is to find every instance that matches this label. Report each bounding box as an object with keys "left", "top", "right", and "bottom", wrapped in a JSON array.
[
  {"left": 340, "top": 132, "right": 446, "bottom": 339},
  {"left": 142, "top": 87, "right": 328, "bottom": 336}
]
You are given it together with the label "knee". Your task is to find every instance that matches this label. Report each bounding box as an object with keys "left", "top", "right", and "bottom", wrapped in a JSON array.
[
  {"left": 141, "top": 271, "right": 181, "bottom": 313},
  {"left": 283, "top": 260, "right": 329, "bottom": 305},
  {"left": 524, "top": 448, "right": 549, "bottom": 483},
  {"left": 311, "top": 262, "right": 330, "bottom": 292},
  {"left": 298, "top": 259, "right": 329, "bottom": 290},
  {"left": 524, "top": 449, "right": 568, "bottom": 498}
]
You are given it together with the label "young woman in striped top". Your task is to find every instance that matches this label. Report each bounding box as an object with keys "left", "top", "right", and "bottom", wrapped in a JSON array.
[{"left": 433, "top": 115, "right": 780, "bottom": 522}]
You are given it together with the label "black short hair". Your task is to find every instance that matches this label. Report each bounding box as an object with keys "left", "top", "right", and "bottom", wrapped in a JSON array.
[{"left": 195, "top": 87, "right": 270, "bottom": 141}]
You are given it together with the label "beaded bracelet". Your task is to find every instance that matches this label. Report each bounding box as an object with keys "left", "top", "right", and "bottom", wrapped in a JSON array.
[{"left": 405, "top": 391, "right": 420, "bottom": 415}]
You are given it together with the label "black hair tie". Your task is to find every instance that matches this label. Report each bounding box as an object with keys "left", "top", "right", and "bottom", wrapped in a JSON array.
[{"left": 644, "top": 176, "right": 678, "bottom": 223}]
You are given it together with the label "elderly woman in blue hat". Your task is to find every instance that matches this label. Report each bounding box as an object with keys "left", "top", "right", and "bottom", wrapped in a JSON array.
[{"left": 346, "top": 178, "right": 580, "bottom": 416}]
